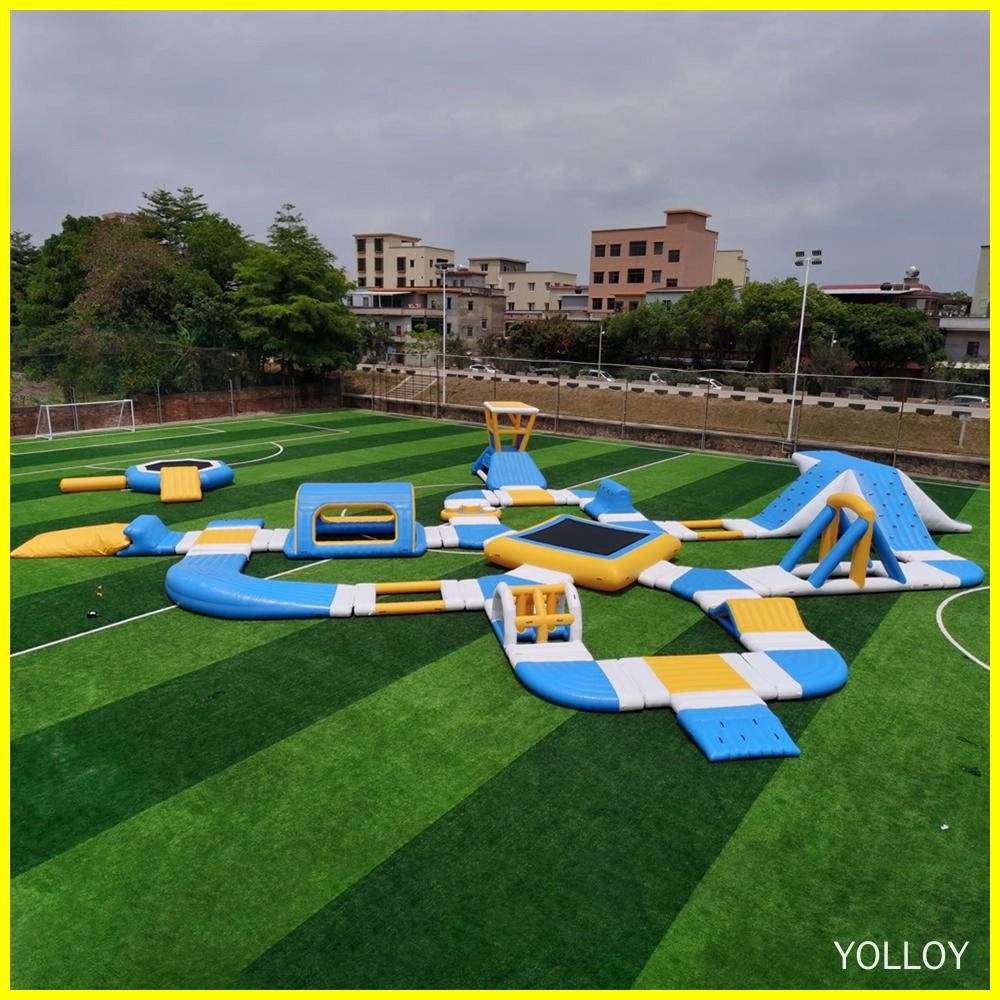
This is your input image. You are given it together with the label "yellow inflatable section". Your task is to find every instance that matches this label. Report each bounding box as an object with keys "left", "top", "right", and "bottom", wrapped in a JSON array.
[
  {"left": 11, "top": 523, "right": 132, "bottom": 558},
  {"left": 59, "top": 475, "right": 128, "bottom": 493}
]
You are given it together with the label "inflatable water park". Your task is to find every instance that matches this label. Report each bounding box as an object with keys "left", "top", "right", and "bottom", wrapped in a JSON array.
[{"left": 13, "top": 401, "right": 984, "bottom": 762}]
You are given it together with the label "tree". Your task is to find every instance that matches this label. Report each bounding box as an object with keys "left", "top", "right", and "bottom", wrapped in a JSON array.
[
  {"left": 15, "top": 215, "right": 102, "bottom": 379},
  {"left": 73, "top": 217, "right": 180, "bottom": 335},
  {"left": 505, "top": 315, "right": 582, "bottom": 361},
  {"left": 137, "top": 186, "right": 209, "bottom": 253},
  {"left": 833, "top": 303, "right": 944, "bottom": 373},
  {"left": 10, "top": 231, "right": 40, "bottom": 335},
  {"left": 233, "top": 205, "right": 359, "bottom": 373},
  {"left": 602, "top": 302, "right": 679, "bottom": 365},
  {"left": 670, "top": 280, "right": 741, "bottom": 362},
  {"left": 737, "top": 278, "right": 806, "bottom": 372}
]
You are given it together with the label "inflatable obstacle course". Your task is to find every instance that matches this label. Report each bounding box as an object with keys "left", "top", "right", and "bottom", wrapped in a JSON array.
[
  {"left": 59, "top": 458, "right": 234, "bottom": 502},
  {"left": 13, "top": 406, "right": 986, "bottom": 762}
]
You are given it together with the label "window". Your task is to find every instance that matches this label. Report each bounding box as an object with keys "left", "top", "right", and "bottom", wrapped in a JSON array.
[
  {"left": 480, "top": 263, "right": 488, "bottom": 272},
  {"left": 666, "top": 278, "right": 678, "bottom": 288},
  {"left": 592, "top": 272, "right": 605, "bottom": 284},
  {"left": 374, "top": 277, "right": 384, "bottom": 288},
  {"left": 356, "top": 238, "right": 366, "bottom": 252},
  {"left": 528, "top": 282, "right": 535, "bottom": 291},
  {"left": 373, "top": 238, "right": 383, "bottom": 252},
  {"left": 967, "top": 341, "right": 981, "bottom": 357},
  {"left": 508, "top": 301, "right": 516, "bottom": 311},
  {"left": 651, "top": 270, "right": 662, "bottom": 283},
  {"left": 628, "top": 301, "right": 639, "bottom": 312},
  {"left": 607, "top": 297, "right": 617, "bottom": 311},
  {"left": 629, "top": 240, "right": 647, "bottom": 256},
  {"left": 668, "top": 249, "right": 681, "bottom": 263},
  {"left": 527, "top": 303, "right": 535, "bottom": 311},
  {"left": 592, "top": 297, "right": 603, "bottom": 310},
  {"left": 357, "top": 258, "right": 366, "bottom": 272},
  {"left": 508, "top": 282, "right": 516, "bottom": 291},
  {"left": 374, "top": 258, "right": 383, "bottom": 273},
  {"left": 467, "top": 300, "right": 474, "bottom": 311},
  {"left": 396, "top": 256, "right": 406, "bottom": 272},
  {"left": 627, "top": 268, "right": 645, "bottom": 283},
  {"left": 610, "top": 244, "right": 621, "bottom": 256},
  {"left": 653, "top": 241, "right": 663, "bottom": 255},
  {"left": 481, "top": 318, "right": 488, "bottom": 329},
  {"left": 594, "top": 244, "right": 606, "bottom": 257},
  {"left": 608, "top": 271, "right": 620, "bottom": 284},
  {"left": 410, "top": 259, "right": 415, "bottom": 268}
]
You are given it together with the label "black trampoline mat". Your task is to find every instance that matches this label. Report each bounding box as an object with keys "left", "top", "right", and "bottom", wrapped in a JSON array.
[
  {"left": 520, "top": 518, "right": 644, "bottom": 557},
  {"left": 143, "top": 459, "right": 216, "bottom": 471}
]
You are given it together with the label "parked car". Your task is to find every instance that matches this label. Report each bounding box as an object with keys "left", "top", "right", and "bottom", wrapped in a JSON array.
[
  {"left": 697, "top": 377, "right": 724, "bottom": 391},
  {"left": 527, "top": 366, "right": 559, "bottom": 377},
  {"left": 648, "top": 372, "right": 664, "bottom": 384},
  {"left": 835, "top": 386, "right": 875, "bottom": 399},
  {"left": 584, "top": 369, "right": 616, "bottom": 382},
  {"left": 949, "top": 394, "right": 989, "bottom": 407},
  {"left": 468, "top": 363, "right": 497, "bottom": 374}
]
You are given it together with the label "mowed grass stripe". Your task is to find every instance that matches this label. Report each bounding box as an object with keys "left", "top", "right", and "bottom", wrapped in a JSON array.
[
  {"left": 9, "top": 418, "right": 483, "bottom": 533},
  {"left": 234, "top": 471, "right": 835, "bottom": 989},
  {"left": 11, "top": 558, "right": 180, "bottom": 650},
  {"left": 633, "top": 485, "right": 989, "bottom": 989},
  {"left": 10, "top": 638, "right": 571, "bottom": 989},
  {"left": 10, "top": 546, "right": 487, "bottom": 737},
  {"left": 635, "top": 595, "right": 990, "bottom": 988},
  {"left": 11, "top": 607, "right": 489, "bottom": 875}
]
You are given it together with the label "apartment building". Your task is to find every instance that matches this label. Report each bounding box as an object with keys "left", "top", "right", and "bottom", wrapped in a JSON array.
[
  {"left": 468, "top": 255, "right": 579, "bottom": 317},
  {"left": 353, "top": 232, "right": 454, "bottom": 289},
  {"left": 589, "top": 208, "right": 719, "bottom": 314}
]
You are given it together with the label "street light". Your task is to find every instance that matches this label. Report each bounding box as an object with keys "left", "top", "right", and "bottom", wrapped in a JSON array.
[
  {"left": 786, "top": 249, "right": 822, "bottom": 444},
  {"left": 597, "top": 326, "right": 604, "bottom": 372},
  {"left": 435, "top": 260, "right": 453, "bottom": 405}
]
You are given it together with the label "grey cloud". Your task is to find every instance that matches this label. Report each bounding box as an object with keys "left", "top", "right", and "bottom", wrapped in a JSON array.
[{"left": 11, "top": 10, "right": 988, "bottom": 292}]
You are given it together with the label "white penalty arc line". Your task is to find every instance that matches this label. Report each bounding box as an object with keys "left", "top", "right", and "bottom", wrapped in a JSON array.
[{"left": 935, "top": 586, "right": 990, "bottom": 671}]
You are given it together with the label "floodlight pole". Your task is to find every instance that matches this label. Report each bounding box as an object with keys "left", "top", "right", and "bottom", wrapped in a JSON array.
[
  {"left": 436, "top": 261, "right": 452, "bottom": 405},
  {"left": 786, "top": 249, "right": 822, "bottom": 444}
]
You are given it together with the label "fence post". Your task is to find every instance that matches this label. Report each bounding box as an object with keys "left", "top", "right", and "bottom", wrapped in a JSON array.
[{"left": 700, "top": 386, "right": 711, "bottom": 450}]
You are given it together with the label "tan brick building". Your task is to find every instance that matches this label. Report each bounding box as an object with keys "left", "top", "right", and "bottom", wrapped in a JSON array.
[{"left": 589, "top": 208, "right": 720, "bottom": 314}]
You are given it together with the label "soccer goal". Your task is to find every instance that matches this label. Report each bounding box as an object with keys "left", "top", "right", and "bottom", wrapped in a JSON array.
[{"left": 35, "top": 399, "right": 136, "bottom": 440}]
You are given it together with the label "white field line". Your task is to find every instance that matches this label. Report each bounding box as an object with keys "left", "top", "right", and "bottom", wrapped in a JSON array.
[
  {"left": 568, "top": 451, "right": 689, "bottom": 490},
  {"left": 934, "top": 586, "right": 990, "bottom": 671},
  {"left": 11, "top": 424, "right": 357, "bottom": 478},
  {"left": 10, "top": 558, "right": 331, "bottom": 660},
  {"left": 257, "top": 418, "right": 351, "bottom": 434}
]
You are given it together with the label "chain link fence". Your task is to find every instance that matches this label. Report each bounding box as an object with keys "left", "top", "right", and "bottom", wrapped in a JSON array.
[{"left": 346, "top": 354, "right": 989, "bottom": 476}]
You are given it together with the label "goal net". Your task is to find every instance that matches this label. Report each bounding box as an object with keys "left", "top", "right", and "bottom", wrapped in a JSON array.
[{"left": 35, "top": 399, "right": 136, "bottom": 440}]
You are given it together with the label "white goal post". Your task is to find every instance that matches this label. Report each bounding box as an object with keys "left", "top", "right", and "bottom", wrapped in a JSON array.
[{"left": 35, "top": 399, "right": 136, "bottom": 440}]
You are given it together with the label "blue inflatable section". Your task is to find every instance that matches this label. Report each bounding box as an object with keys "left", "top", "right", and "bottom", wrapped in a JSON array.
[
  {"left": 284, "top": 482, "right": 426, "bottom": 559},
  {"left": 581, "top": 479, "right": 634, "bottom": 517},
  {"left": 765, "top": 648, "right": 849, "bottom": 698},
  {"left": 676, "top": 704, "right": 800, "bottom": 761},
  {"left": 513, "top": 659, "right": 621, "bottom": 711},
  {"left": 485, "top": 451, "right": 547, "bottom": 490},
  {"left": 125, "top": 460, "right": 234, "bottom": 494},
  {"left": 669, "top": 567, "right": 755, "bottom": 602},
  {"left": 165, "top": 553, "right": 339, "bottom": 619},
  {"left": 926, "top": 559, "right": 985, "bottom": 587},
  {"left": 752, "top": 451, "right": 945, "bottom": 553},
  {"left": 119, "top": 514, "right": 186, "bottom": 556}
]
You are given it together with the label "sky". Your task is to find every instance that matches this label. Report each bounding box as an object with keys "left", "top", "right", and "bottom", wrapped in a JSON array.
[{"left": 9, "top": 9, "right": 991, "bottom": 294}]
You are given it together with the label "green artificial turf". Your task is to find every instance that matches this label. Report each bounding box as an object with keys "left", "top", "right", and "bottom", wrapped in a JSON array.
[{"left": 8, "top": 411, "right": 990, "bottom": 989}]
